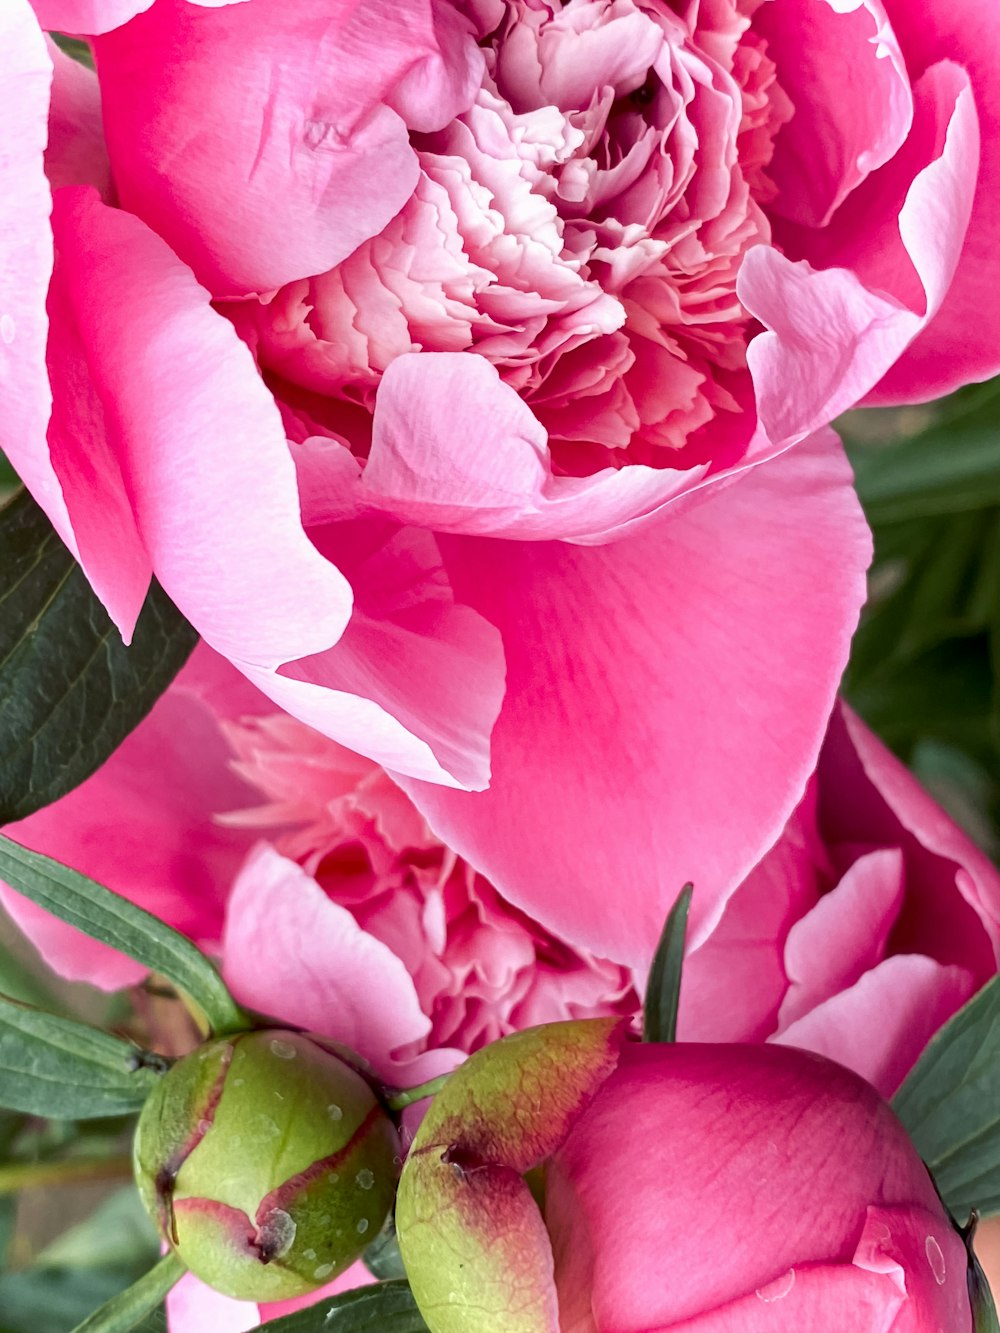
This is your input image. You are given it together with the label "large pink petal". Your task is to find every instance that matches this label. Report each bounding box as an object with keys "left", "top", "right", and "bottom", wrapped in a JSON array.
[
  {"left": 94, "top": 0, "right": 482, "bottom": 294},
  {"left": 774, "top": 955, "right": 974, "bottom": 1098},
  {"left": 398, "top": 429, "right": 871, "bottom": 968},
  {"left": 44, "top": 37, "right": 111, "bottom": 193},
  {"left": 221, "top": 844, "right": 431, "bottom": 1072},
  {"left": 0, "top": 648, "right": 261, "bottom": 990},
  {"left": 741, "top": 60, "right": 978, "bottom": 442},
  {"left": 871, "top": 0, "right": 1000, "bottom": 399},
  {"left": 49, "top": 185, "right": 352, "bottom": 653},
  {"left": 0, "top": 5, "right": 70, "bottom": 549},
  {"left": 757, "top": 0, "right": 912, "bottom": 228}
]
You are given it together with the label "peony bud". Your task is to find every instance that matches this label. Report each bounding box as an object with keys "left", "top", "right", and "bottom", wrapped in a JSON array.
[{"left": 133, "top": 1029, "right": 399, "bottom": 1301}]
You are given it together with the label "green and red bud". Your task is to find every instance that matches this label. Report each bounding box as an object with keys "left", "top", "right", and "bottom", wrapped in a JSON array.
[
  {"left": 396, "top": 1019, "right": 626, "bottom": 1333},
  {"left": 133, "top": 1029, "right": 400, "bottom": 1301}
]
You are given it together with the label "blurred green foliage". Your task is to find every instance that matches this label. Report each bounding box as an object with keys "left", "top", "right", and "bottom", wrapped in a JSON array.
[{"left": 842, "top": 379, "right": 1000, "bottom": 858}]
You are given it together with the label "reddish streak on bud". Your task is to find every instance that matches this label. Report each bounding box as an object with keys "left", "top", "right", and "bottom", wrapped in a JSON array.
[
  {"left": 155, "top": 1040, "right": 236, "bottom": 1242},
  {"left": 253, "top": 1101, "right": 384, "bottom": 1229}
]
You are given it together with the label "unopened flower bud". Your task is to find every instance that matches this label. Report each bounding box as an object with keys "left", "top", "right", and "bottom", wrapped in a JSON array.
[{"left": 133, "top": 1030, "right": 399, "bottom": 1301}]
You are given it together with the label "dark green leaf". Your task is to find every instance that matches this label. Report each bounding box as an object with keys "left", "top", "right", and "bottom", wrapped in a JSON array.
[
  {"left": 0, "top": 991, "right": 158, "bottom": 1118},
  {"left": 70, "top": 1254, "right": 183, "bottom": 1333},
  {"left": 970, "top": 1247, "right": 1000, "bottom": 1333},
  {"left": 0, "top": 837, "right": 249, "bottom": 1035},
  {"left": 643, "top": 884, "right": 693, "bottom": 1044},
  {"left": 50, "top": 34, "right": 95, "bottom": 69},
  {"left": 0, "top": 487, "right": 198, "bottom": 824},
  {"left": 256, "top": 1280, "right": 429, "bottom": 1332},
  {"left": 363, "top": 1220, "right": 407, "bottom": 1280},
  {"left": 847, "top": 425, "right": 1000, "bottom": 523},
  {"left": 35, "top": 1188, "right": 159, "bottom": 1273},
  {"left": 893, "top": 976, "right": 1000, "bottom": 1219}
]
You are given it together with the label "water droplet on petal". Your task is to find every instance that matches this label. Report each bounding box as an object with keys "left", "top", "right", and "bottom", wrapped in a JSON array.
[
  {"left": 356, "top": 1168, "right": 375, "bottom": 1190},
  {"left": 755, "top": 1269, "right": 796, "bottom": 1303},
  {"left": 925, "top": 1236, "right": 946, "bottom": 1285},
  {"left": 314, "top": 1262, "right": 334, "bottom": 1280},
  {"left": 356, "top": 1217, "right": 369, "bottom": 1235},
  {"left": 327, "top": 1103, "right": 343, "bottom": 1121},
  {"left": 269, "top": 1039, "right": 297, "bottom": 1060}
]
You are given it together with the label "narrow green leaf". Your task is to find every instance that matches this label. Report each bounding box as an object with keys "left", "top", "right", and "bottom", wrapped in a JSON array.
[
  {"left": 893, "top": 976, "right": 1000, "bottom": 1218},
  {"left": 643, "top": 884, "right": 693, "bottom": 1044},
  {"left": 0, "top": 837, "right": 249, "bottom": 1036},
  {"left": 848, "top": 426, "right": 1000, "bottom": 523},
  {"left": 257, "top": 1281, "right": 428, "bottom": 1332},
  {"left": 70, "top": 1254, "right": 183, "bottom": 1333},
  {"left": 970, "top": 1248, "right": 1000, "bottom": 1333},
  {"left": 0, "top": 487, "right": 198, "bottom": 824},
  {"left": 0, "top": 991, "right": 158, "bottom": 1118},
  {"left": 50, "top": 34, "right": 95, "bottom": 69}
]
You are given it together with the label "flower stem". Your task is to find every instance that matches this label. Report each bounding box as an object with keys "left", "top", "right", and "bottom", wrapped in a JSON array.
[
  {"left": 0, "top": 1154, "right": 134, "bottom": 1196},
  {"left": 385, "top": 1073, "right": 451, "bottom": 1112}
]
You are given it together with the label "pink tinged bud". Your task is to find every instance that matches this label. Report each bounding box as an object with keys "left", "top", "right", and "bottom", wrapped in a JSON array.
[
  {"left": 133, "top": 1030, "right": 400, "bottom": 1301},
  {"left": 396, "top": 1019, "right": 626, "bottom": 1333}
]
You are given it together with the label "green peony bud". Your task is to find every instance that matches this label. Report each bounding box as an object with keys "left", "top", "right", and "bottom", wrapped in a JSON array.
[{"left": 133, "top": 1029, "right": 400, "bottom": 1301}]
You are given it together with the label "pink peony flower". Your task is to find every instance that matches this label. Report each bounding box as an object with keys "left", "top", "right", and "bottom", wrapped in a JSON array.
[
  {"left": 12, "top": 0, "right": 997, "bottom": 955},
  {"left": 680, "top": 701, "right": 1000, "bottom": 1096},
  {"left": 545, "top": 1042, "right": 971, "bottom": 1331}
]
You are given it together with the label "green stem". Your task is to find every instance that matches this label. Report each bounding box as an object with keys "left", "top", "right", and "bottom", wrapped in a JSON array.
[
  {"left": 71, "top": 1252, "right": 185, "bottom": 1333},
  {"left": 385, "top": 1073, "right": 451, "bottom": 1112},
  {"left": 0, "top": 1154, "right": 133, "bottom": 1196}
]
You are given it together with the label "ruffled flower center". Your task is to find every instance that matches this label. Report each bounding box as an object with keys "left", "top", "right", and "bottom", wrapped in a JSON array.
[{"left": 238, "top": 0, "right": 792, "bottom": 477}]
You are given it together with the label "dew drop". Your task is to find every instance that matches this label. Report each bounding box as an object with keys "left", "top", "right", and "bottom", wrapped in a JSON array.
[
  {"left": 197, "top": 1119, "right": 213, "bottom": 1136},
  {"left": 259, "top": 1209, "right": 296, "bottom": 1261},
  {"left": 327, "top": 1172, "right": 340, "bottom": 1185},
  {"left": 232, "top": 1077, "right": 245, "bottom": 1087},
  {"left": 327, "top": 1103, "right": 343, "bottom": 1121},
  {"left": 356, "top": 1168, "right": 375, "bottom": 1190},
  {"left": 0, "top": 314, "right": 16, "bottom": 344},
  {"left": 925, "top": 1236, "right": 946, "bottom": 1286},
  {"left": 313, "top": 1262, "right": 334, "bottom": 1280},
  {"left": 302, "top": 1248, "right": 317, "bottom": 1262},
  {"left": 755, "top": 1269, "right": 796, "bottom": 1303},
  {"left": 270, "top": 1038, "right": 297, "bottom": 1060},
  {"left": 356, "top": 1217, "right": 370, "bottom": 1235}
]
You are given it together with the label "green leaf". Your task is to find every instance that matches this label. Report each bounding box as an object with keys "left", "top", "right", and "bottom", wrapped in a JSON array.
[
  {"left": 643, "top": 884, "right": 693, "bottom": 1044},
  {"left": 848, "top": 424, "right": 1000, "bottom": 523},
  {"left": 70, "top": 1254, "right": 183, "bottom": 1333},
  {"left": 0, "top": 991, "right": 159, "bottom": 1118},
  {"left": 0, "top": 487, "right": 198, "bottom": 824},
  {"left": 893, "top": 976, "right": 1000, "bottom": 1219},
  {"left": 969, "top": 1247, "right": 1000, "bottom": 1333},
  {"left": 0, "top": 1269, "right": 159, "bottom": 1333},
  {"left": 364, "top": 1220, "right": 407, "bottom": 1281},
  {"left": 0, "top": 838, "right": 249, "bottom": 1035},
  {"left": 35, "top": 1188, "right": 159, "bottom": 1273},
  {"left": 256, "top": 1281, "right": 429, "bottom": 1332},
  {"left": 50, "top": 34, "right": 95, "bottom": 69}
]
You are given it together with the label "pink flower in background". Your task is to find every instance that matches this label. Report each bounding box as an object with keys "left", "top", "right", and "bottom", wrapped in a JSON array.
[{"left": 681, "top": 702, "right": 1000, "bottom": 1096}]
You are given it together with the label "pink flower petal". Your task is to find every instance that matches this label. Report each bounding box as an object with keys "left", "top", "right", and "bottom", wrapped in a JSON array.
[
  {"left": 778, "top": 848, "right": 906, "bottom": 1028},
  {"left": 94, "top": 0, "right": 482, "bottom": 293},
  {"left": 43, "top": 37, "right": 111, "bottom": 193},
  {"left": 741, "top": 60, "right": 978, "bottom": 440},
  {"left": 774, "top": 955, "right": 974, "bottom": 1097},
  {"left": 398, "top": 428, "right": 871, "bottom": 967},
  {"left": 872, "top": 0, "right": 1000, "bottom": 399},
  {"left": 758, "top": 0, "right": 913, "bottom": 228},
  {"left": 0, "top": 5, "right": 71, "bottom": 556},
  {"left": 166, "top": 1272, "right": 258, "bottom": 1333},
  {"left": 221, "top": 844, "right": 431, "bottom": 1071}
]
